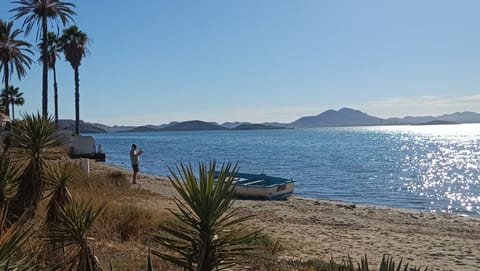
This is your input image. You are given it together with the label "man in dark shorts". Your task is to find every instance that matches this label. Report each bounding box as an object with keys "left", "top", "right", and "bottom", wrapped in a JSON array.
[{"left": 130, "top": 144, "right": 144, "bottom": 184}]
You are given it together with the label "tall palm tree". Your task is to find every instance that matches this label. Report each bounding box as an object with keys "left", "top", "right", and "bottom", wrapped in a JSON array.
[
  {"left": 1, "top": 85, "right": 25, "bottom": 120},
  {"left": 10, "top": 0, "right": 76, "bottom": 118},
  {"left": 151, "top": 161, "right": 260, "bottom": 270},
  {"left": 8, "top": 113, "right": 67, "bottom": 221},
  {"left": 0, "top": 19, "right": 32, "bottom": 117},
  {"left": 39, "top": 32, "right": 61, "bottom": 126},
  {"left": 60, "top": 25, "right": 88, "bottom": 135}
]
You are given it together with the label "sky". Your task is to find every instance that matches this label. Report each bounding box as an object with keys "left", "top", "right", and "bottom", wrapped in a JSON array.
[{"left": 1, "top": 0, "right": 479, "bottom": 126}]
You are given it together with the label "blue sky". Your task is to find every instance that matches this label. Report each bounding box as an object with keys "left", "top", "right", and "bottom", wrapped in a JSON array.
[{"left": 1, "top": 0, "right": 479, "bottom": 126}]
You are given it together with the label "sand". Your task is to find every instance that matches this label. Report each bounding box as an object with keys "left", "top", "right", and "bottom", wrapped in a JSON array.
[{"left": 90, "top": 161, "right": 480, "bottom": 271}]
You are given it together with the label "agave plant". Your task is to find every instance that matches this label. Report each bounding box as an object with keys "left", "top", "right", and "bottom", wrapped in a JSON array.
[
  {"left": 49, "top": 200, "right": 104, "bottom": 271},
  {"left": 151, "top": 161, "right": 261, "bottom": 271},
  {"left": 8, "top": 113, "right": 67, "bottom": 220}
]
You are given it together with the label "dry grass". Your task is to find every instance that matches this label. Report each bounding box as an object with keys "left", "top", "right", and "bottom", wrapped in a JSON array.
[{"left": 18, "top": 163, "right": 350, "bottom": 270}]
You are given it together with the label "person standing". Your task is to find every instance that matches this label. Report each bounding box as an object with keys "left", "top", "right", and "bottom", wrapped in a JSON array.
[{"left": 130, "top": 144, "right": 144, "bottom": 184}]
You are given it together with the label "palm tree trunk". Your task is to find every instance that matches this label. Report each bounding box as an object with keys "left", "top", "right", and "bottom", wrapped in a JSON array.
[
  {"left": 11, "top": 101, "right": 14, "bottom": 121},
  {"left": 42, "top": 15, "right": 49, "bottom": 118},
  {"left": 74, "top": 67, "right": 80, "bottom": 135},
  {"left": 3, "top": 66, "right": 10, "bottom": 117},
  {"left": 53, "top": 66, "right": 59, "bottom": 128}
]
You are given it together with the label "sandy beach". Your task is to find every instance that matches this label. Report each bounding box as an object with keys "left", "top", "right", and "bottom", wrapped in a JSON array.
[{"left": 90, "top": 161, "right": 480, "bottom": 271}]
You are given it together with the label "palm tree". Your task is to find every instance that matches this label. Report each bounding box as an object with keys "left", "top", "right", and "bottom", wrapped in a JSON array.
[
  {"left": 151, "top": 161, "right": 260, "bottom": 270},
  {"left": 60, "top": 25, "right": 88, "bottom": 135},
  {"left": 8, "top": 113, "right": 67, "bottom": 221},
  {"left": 39, "top": 32, "right": 61, "bottom": 126},
  {"left": 10, "top": 0, "right": 76, "bottom": 118},
  {"left": 0, "top": 19, "right": 32, "bottom": 117},
  {"left": 1, "top": 85, "right": 25, "bottom": 120}
]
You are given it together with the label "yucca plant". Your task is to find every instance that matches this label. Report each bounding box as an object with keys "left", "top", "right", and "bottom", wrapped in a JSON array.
[
  {"left": 147, "top": 249, "right": 153, "bottom": 271},
  {"left": 151, "top": 161, "right": 261, "bottom": 271},
  {"left": 44, "top": 161, "right": 78, "bottom": 259},
  {"left": 48, "top": 200, "right": 104, "bottom": 271},
  {"left": 0, "top": 206, "right": 38, "bottom": 270},
  {"left": 44, "top": 161, "right": 77, "bottom": 226},
  {"left": 8, "top": 113, "right": 67, "bottom": 221},
  {"left": 358, "top": 254, "right": 428, "bottom": 271},
  {"left": 0, "top": 156, "right": 19, "bottom": 217}
]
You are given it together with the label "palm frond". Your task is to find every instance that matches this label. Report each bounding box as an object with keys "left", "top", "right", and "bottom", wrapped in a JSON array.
[{"left": 10, "top": 0, "right": 77, "bottom": 39}]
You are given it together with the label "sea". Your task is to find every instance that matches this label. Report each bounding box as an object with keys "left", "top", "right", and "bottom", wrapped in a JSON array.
[{"left": 92, "top": 123, "right": 480, "bottom": 216}]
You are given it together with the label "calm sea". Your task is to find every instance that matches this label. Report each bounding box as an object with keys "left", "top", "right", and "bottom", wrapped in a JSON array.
[{"left": 92, "top": 124, "right": 480, "bottom": 216}]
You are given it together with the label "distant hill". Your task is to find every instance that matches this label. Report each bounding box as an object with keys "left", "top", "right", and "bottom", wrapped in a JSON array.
[
  {"left": 65, "top": 109, "right": 480, "bottom": 133},
  {"left": 387, "top": 111, "right": 480, "bottom": 125},
  {"left": 232, "top": 124, "right": 289, "bottom": 130},
  {"left": 290, "top": 108, "right": 385, "bottom": 128},
  {"left": 221, "top": 121, "right": 251, "bottom": 129},
  {"left": 58, "top": 120, "right": 108, "bottom": 133},
  {"left": 159, "top": 120, "right": 227, "bottom": 131},
  {"left": 414, "top": 120, "right": 459, "bottom": 125},
  {"left": 127, "top": 125, "right": 159, "bottom": 132},
  {"left": 290, "top": 108, "right": 480, "bottom": 128}
]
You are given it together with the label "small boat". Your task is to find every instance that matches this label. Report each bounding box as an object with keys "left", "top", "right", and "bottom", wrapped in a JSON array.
[{"left": 215, "top": 172, "right": 295, "bottom": 200}]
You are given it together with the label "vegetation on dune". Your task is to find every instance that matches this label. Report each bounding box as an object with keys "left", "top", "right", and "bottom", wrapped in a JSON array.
[
  {"left": 151, "top": 162, "right": 262, "bottom": 270},
  {"left": 8, "top": 113, "right": 66, "bottom": 221}
]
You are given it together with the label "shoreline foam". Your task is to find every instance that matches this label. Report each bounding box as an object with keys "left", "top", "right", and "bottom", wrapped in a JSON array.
[{"left": 90, "top": 161, "right": 480, "bottom": 270}]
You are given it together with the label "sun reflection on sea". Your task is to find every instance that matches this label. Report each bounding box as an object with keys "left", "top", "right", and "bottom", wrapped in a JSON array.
[{"left": 384, "top": 124, "right": 480, "bottom": 215}]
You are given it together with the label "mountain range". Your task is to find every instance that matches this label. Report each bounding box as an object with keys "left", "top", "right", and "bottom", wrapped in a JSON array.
[{"left": 59, "top": 108, "right": 480, "bottom": 133}]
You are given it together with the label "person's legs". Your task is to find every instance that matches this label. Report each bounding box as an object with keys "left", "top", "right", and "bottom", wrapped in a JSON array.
[
  {"left": 132, "top": 164, "right": 139, "bottom": 184},
  {"left": 132, "top": 171, "right": 137, "bottom": 184}
]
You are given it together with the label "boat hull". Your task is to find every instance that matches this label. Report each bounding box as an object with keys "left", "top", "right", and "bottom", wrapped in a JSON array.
[
  {"left": 233, "top": 181, "right": 295, "bottom": 200},
  {"left": 216, "top": 172, "right": 295, "bottom": 200}
]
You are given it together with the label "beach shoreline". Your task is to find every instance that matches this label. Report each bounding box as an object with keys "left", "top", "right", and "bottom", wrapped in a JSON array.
[{"left": 90, "top": 161, "right": 480, "bottom": 270}]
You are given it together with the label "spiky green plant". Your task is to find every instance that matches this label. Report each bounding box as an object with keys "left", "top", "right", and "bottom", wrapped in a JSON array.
[
  {"left": 8, "top": 113, "right": 67, "bottom": 220},
  {"left": 0, "top": 156, "right": 19, "bottom": 214},
  {"left": 44, "top": 161, "right": 76, "bottom": 226},
  {"left": 147, "top": 249, "right": 153, "bottom": 271},
  {"left": 49, "top": 200, "right": 104, "bottom": 271},
  {"left": 0, "top": 206, "right": 38, "bottom": 270},
  {"left": 357, "top": 254, "right": 429, "bottom": 271},
  {"left": 151, "top": 161, "right": 261, "bottom": 271},
  {"left": 44, "top": 161, "right": 77, "bottom": 259}
]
